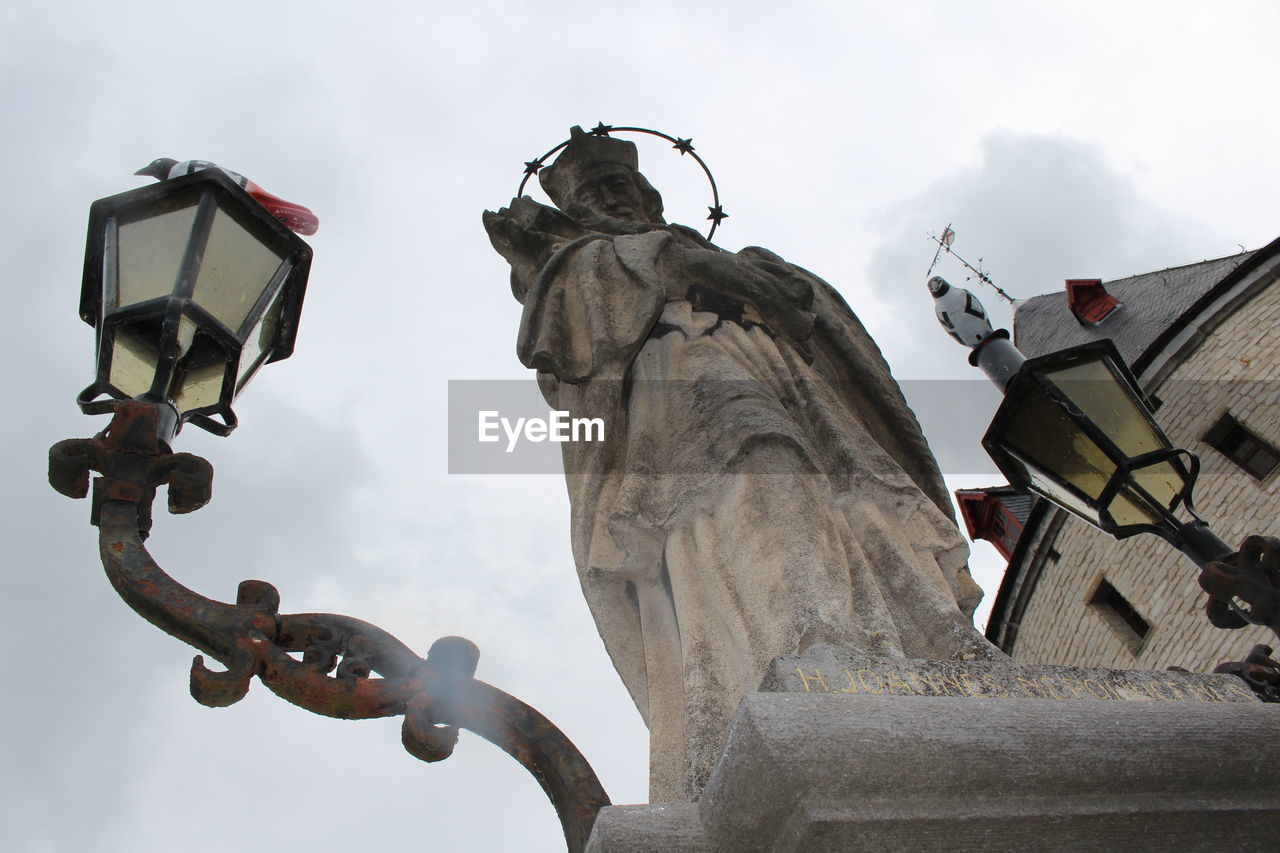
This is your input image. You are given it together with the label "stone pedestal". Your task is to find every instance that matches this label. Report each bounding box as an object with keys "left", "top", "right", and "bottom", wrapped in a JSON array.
[{"left": 586, "top": 651, "right": 1280, "bottom": 852}]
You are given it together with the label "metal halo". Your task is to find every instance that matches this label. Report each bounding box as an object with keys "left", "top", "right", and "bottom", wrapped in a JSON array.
[{"left": 516, "top": 122, "right": 727, "bottom": 241}]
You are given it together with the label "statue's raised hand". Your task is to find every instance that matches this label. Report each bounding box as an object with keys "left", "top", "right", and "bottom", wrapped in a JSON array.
[{"left": 682, "top": 245, "right": 816, "bottom": 344}]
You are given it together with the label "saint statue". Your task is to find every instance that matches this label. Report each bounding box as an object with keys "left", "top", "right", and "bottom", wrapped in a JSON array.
[{"left": 484, "top": 127, "right": 1000, "bottom": 802}]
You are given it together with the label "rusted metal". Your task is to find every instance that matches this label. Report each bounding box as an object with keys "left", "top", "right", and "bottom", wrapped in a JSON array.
[
  {"left": 49, "top": 402, "right": 211, "bottom": 536},
  {"left": 1199, "top": 534, "right": 1280, "bottom": 637},
  {"left": 50, "top": 401, "right": 610, "bottom": 852},
  {"left": 1215, "top": 644, "right": 1280, "bottom": 703}
]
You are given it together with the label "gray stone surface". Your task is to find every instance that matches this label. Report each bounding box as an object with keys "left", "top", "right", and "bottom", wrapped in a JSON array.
[
  {"left": 698, "top": 692, "right": 1280, "bottom": 852},
  {"left": 584, "top": 805, "right": 708, "bottom": 853},
  {"left": 763, "top": 643, "right": 1258, "bottom": 703},
  {"left": 585, "top": 648, "right": 1271, "bottom": 850},
  {"left": 485, "top": 126, "right": 998, "bottom": 801}
]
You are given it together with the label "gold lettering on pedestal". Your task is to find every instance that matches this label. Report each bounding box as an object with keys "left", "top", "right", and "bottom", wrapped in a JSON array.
[
  {"left": 1181, "top": 682, "right": 1208, "bottom": 701},
  {"left": 856, "top": 669, "right": 886, "bottom": 694},
  {"left": 788, "top": 662, "right": 1244, "bottom": 704},
  {"left": 1040, "top": 679, "right": 1070, "bottom": 700},
  {"left": 1113, "top": 685, "right": 1154, "bottom": 702},
  {"left": 979, "top": 674, "right": 1010, "bottom": 697},
  {"left": 1084, "top": 679, "right": 1116, "bottom": 700},
  {"left": 795, "top": 667, "right": 830, "bottom": 693},
  {"left": 908, "top": 670, "right": 946, "bottom": 696},
  {"left": 884, "top": 670, "right": 914, "bottom": 695},
  {"left": 936, "top": 673, "right": 969, "bottom": 696},
  {"left": 1059, "top": 678, "right": 1087, "bottom": 699},
  {"left": 1015, "top": 677, "right": 1045, "bottom": 698}
]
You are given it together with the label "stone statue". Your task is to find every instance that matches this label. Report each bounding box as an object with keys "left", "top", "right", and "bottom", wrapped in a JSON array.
[{"left": 483, "top": 127, "right": 1000, "bottom": 802}]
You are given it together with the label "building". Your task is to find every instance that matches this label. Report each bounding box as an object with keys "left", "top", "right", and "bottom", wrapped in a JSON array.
[{"left": 979, "top": 238, "right": 1280, "bottom": 672}]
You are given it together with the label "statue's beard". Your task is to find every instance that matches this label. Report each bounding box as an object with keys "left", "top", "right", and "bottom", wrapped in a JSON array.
[
  {"left": 563, "top": 202, "right": 657, "bottom": 235},
  {"left": 559, "top": 200, "right": 714, "bottom": 250}
]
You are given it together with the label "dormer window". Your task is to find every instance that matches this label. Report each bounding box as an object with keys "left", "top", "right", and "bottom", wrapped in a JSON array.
[
  {"left": 955, "top": 488, "right": 1030, "bottom": 561},
  {"left": 1065, "top": 279, "right": 1120, "bottom": 325}
]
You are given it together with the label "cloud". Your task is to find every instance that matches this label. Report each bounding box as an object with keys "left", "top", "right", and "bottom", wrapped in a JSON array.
[{"left": 865, "top": 131, "right": 1217, "bottom": 378}]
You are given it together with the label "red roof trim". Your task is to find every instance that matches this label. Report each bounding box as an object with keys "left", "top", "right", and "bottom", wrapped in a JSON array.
[
  {"left": 955, "top": 491, "right": 987, "bottom": 541},
  {"left": 955, "top": 490, "right": 1023, "bottom": 562}
]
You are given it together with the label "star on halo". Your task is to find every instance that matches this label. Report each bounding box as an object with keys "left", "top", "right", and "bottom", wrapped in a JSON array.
[{"left": 512, "top": 124, "right": 727, "bottom": 240}]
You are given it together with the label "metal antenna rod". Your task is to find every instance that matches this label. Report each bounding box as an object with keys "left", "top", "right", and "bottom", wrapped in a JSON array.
[
  {"left": 927, "top": 229, "right": 1016, "bottom": 304},
  {"left": 925, "top": 222, "right": 951, "bottom": 280}
]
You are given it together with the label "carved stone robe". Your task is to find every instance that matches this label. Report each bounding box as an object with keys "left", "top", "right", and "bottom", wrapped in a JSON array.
[{"left": 485, "top": 201, "right": 999, "bottom": 801}]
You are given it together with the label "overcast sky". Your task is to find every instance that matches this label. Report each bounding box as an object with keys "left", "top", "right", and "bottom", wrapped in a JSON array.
[{"left": 5, "top": 2, "right": 1280, "bottom": 851}]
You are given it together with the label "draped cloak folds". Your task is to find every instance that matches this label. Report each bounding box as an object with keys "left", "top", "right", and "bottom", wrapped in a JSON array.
[{"left": 484, "top": 199, "right": 1000, "bottom": 800}]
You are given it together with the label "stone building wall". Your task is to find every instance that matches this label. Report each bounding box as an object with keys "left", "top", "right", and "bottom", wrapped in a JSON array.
[{"left": 1010, "top": 278, "right": 1280, "bottom": 672}]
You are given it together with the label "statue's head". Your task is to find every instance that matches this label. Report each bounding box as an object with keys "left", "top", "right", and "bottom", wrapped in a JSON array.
[{"left": 540, "top": 126, "right": 665, "bottom": 224}]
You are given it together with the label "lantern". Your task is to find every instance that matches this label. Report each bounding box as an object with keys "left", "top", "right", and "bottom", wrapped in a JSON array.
[
  {"left": 78, "top": 169, "right": 312, "bottom": 442},
  {"left": 982, "top": 339, "right": 1232, "bottom": 567}
]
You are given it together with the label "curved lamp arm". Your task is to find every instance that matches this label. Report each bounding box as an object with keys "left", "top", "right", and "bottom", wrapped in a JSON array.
[{"left": 49, "top": 401, "right": 609, "bottom": 853}]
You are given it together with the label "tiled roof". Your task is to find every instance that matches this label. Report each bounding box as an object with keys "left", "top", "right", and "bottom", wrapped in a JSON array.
[
  {"left": 1000, "top": 490, "right": 1033, "bottom": 525},
  {"left": 1012, "top": 252, "right": 1256, "bottom": 364},
  {"left": 954, "top": 484, "right": 1033, "bottom": 532}
]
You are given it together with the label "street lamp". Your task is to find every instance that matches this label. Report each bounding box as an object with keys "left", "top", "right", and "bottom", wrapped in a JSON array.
[
  {"left": 77, "top": 168, "right": 311, "bottom": 442},
  {"left": 49, "top": 167, "right": 609, "bottom": 852},
  {"left": 982, "top": 338, "right": 1231, "bottom": 570},
  {"left": 928, "top": 276, "right": 1280, "bottom": 644}
]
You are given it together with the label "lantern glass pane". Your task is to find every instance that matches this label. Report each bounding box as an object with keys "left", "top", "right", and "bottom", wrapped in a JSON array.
[
  {"left": 176, "top": 315, "right": 198, "bottom": 357},
  {"left": 1108, "top": 484, "right": 1164, "bottom": 528},
  {"left": 173, "top": 360, "right": 227, "bottom": 412},
  {"left": 1043, "top": 355, "right": 1181, "bottom": 527},
  {"left": 1042, "top": 358, "right": 1167, "bottom": 458},
  {"left": 172, "top": 323, "right": 232, "bottom": 412},
  {"left": 236, "top": 287, "right": 285, "bottom": 395},
  {"left": 194, "top": 204, "right": 285, "bottom": 333},
  {"left": 1002, "top": 378, "right": 1118, "bottom": 503},
  {"left": 1014, "top": 453, "right": 1103, "bottom": 526},
  {"left": 116, "top": 203, "right": 199, "bottom": 308},
  {"left": 1114, "top": 458, "right": 1187, "bottom": 525},
  {"left": 108, "top": 332, "right": 159, "bottom": 398}
]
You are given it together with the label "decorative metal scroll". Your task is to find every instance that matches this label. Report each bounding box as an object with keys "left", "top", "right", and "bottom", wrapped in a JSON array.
[
  {"left": 516, "top": 122, "right": 727, "bottom": 241},
  {"left": 1215, "top": 644, "right": 1280, "bottom": 703},
  {"left": 48, "top": 401, "right": 609, "bottom": 853},
  {"left": 1200, "top": 534, "right": 1280, "bottom": 636}
]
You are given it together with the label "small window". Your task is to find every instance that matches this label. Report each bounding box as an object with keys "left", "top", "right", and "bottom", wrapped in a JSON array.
[
  {"left": 991, "top": 512, "right": 1007, "bottom": 538},
  {"left": 1203, "top": 414, "right": 1280, "bottom": 480},
  {"left": 1088, "top": 578, "right": 1150, "bottom": 653}
]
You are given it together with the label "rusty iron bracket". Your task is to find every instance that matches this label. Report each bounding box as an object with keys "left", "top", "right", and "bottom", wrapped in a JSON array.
[
  {"left": 49, "top": 402, "right": 212, "bottom": 537},
  {"left": 49, "top": 401, "right": 610, "bottom": 852},
  {"left": 1198, "top": 535, "right": 1280, "bottom": 639},
  {"left": 1215, "top": 644, "right": 1280, "bottom": 703}
]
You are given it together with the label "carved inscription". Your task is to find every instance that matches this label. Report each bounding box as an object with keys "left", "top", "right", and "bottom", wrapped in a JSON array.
[{"left": 792, "top": 666, "right": 1254, "bottom": 703}]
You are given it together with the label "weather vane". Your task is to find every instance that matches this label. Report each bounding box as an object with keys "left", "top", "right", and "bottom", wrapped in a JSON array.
[
  {"left": 926, "top": 223, "right": 1015, "bottom": 304},
  {"left": 516, "top": 122, "right": 727, "bottom": 240}
]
